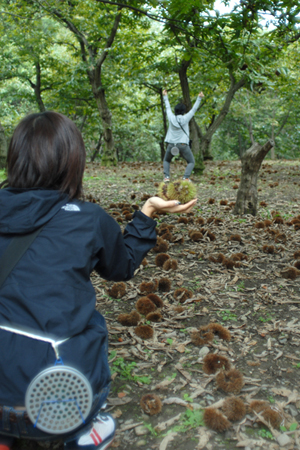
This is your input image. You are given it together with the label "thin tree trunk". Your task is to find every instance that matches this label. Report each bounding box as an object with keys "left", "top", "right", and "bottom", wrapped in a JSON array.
[
  {"left": 90, "top": 134, "right": 102, "bottom": 162},
  {"left": 27, "top": 60, "right": 46, "bottom": 112},
  {"left": 159, "top": 88, "right": 168, "bottom": 137},
  {"left": 79, "top": 114, "right": 88, "bottom": 132},
  {"left": 159, "top": 138, "right": 165, "bottom": 161},
  {"left": 143, "top": 84, "right": 167, "bottom": 161},
  {"left": 44, "top": 4, "right": 121, "bottom": 166},
  {"left": 248, "top": 116, "right": 255, "bottom": 145},
  {"left": 92, "top": 86, "right": 116, "bottom": 166},
  {"left": 34, "top": 61, "right": 46, "bottom": 112},
  {"left": 271, "top": 123, "right": 275, "bottom": 159},
  {"left": 197, "top": 73, "right": 245, "bottom": 168},
  {"left": 238, "top": 133, "right": 244, "bottom": 159},
  {"left": 0, "top": 122, "right": 7, "bottom": 169},
  {"left": 233, "top": 139, "right": 274, "bottom": 216}
]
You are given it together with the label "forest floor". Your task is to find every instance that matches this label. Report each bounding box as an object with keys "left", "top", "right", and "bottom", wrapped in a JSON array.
[{"left": 15, "top": 158, "right": 300, "bottom": 450}]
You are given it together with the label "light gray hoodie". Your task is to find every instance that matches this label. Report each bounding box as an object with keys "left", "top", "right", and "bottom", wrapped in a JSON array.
[{"left": 164, "top": 95, "right": 201, "bottom": 144}]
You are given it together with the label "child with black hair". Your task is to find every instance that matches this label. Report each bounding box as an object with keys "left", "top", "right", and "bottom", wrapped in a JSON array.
[
  {"left": 163, "top": 89, "right": 204, "bottom": 182},
  {"left": 0, "top": 111, "right": 197, "bottom": 450}
]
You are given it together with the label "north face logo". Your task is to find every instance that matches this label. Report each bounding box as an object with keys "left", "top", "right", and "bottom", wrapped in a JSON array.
[{"left": 62, "top": 204, "right": 80, "bottom": 211}]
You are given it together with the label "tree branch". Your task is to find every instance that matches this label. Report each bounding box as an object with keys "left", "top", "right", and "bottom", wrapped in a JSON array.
[{"left": 95, "top": 10, "right": 122, "bottom": 76}]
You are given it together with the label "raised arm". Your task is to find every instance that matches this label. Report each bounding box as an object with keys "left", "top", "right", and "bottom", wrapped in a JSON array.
[{"left": 163, "top": 90, "right": 173, "bottom": 121}]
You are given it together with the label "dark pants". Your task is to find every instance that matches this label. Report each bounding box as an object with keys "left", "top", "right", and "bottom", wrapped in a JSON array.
[
  {"left": 0, "top": 383, "right": 110, "bottom": 445},
  {"left": 163, "top": 143, "right": 195, "bottom": 178}
]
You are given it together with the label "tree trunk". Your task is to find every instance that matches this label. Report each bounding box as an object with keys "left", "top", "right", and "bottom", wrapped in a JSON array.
[
  {"left": 200, "top": 137, "right": 213, "bottom": 161},
  {"left": 159, "top": 87, "right": 167, "bottom": 161},
  {"left": 233, "top": 139, "right": 274, "bottom": 216},
  {"left": 47, "top": 5, "right": 121, "bottom": 167},
  {"left": 93, "top": 86, "right": 117, "bottom": 166},
  {"left": 28, "top": 60, "right": 46, "bottom": 112},
  {"left": 88, "top": 12, "right": 121, "bottom": 167},
  {"left": 238, "top": 133, "right": 244, "bottom": 159},
  {"left": 0, "top": 122, "right": 7, "bottom": 169},
  {"left": 143, "top": 85, "right": 167, "bottom": 161},
  {"left": 34, "top": 61, "right": 46, "bottom": 112},
  {"left": 196, "top": 73, "right": 245, "bottom": 170},
  {"left": 271, "top": 123, "right": 275, "bottom": 159},
  {"left": 159, "top": 88, "right": 168, "bottom": 138},
  {"left": 90, "top": 134, "right": 102, "bottom": 162},
  {"left": 159, "top": 138, "right": 165, "bottom": 161}
]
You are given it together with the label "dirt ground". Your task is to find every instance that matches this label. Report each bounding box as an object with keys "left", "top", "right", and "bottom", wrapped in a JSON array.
[{"left": 14, "top": 158, "right": 300, "bottom": 450}]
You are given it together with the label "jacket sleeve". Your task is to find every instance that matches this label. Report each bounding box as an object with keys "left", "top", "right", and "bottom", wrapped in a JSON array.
[
  {"left": 181, "top": 96, "right": 201, "bottom": 124},
  {"left": 93, "top": 210, "right": 157, "bottom": 281},
  {"left": 163, "top": 95, "right": 175, "bottom": 122}
]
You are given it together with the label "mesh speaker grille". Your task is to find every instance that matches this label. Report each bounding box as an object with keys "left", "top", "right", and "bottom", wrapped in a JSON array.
[{"left": 25, "top": 365, "right": 93, "bottom": 434}]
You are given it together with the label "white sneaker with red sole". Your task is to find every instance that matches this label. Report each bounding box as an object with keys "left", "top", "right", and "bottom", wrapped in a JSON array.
[{"left": 64, "top": 413, "right": 116, "bottom": 450}]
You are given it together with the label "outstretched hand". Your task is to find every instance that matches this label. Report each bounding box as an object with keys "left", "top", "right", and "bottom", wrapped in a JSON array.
[
  {"left": 163, "top": 89, "right": 167, "bottom": 96},
  {"left": 142, "top": 197, "right": 197, "bottom": 218},
  {"left": 199, "top": 92, "right": 204, "bottom": 98}
]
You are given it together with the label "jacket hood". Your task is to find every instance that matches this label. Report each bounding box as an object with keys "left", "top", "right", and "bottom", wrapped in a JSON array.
[{"left": 0, "top": 188, "right": 69, "bottom": 234}]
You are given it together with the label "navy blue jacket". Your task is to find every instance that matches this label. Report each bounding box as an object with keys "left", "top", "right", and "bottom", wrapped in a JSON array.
[{"left": 0, "top": 188, "right": 157, "bottom": 405}]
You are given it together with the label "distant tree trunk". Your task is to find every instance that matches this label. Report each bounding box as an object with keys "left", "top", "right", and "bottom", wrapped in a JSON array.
[
  {"left": 142, "top": 84, "right": 167, "bottom": 161},
  {"left": 159, "top": 88, "right": 167, "bottom": 161},
  {"left": 0, "top": 122, "right": 7, "bottom": 169},
  {"left": 28, "top": 60, "right": 46, "bottom": 112},
  {"left": 79, "top": 114, "right": 88, "bottom": 132},
  {"left": 271, "top": 123, "right": 275, "bottom": 159},
  {"left": 34, "top": 61, "right": 46, "bottom": 112},
  {"left": 159, "top": 138, "right": 165, "bottom": 161},
  {"left": 90, "top": 134, "right": 102, "bottom": 162},
  {"left": 198, "top": 72, "right": 245, "bottom": 167},
  {"left": 48, "top": 6, "right": 121, "bottom": 167},
  {"left": 92, "top": 86, "right": 116, "bottom": 166},
  {"left": 233, "top": 139, "right": 274, "bottom": 215},
  {"left": 159, "top": 87, "right": 168, "bottom": 137},
  {"left": 238, "top": 133, "right": 244, "bottom": 159}
]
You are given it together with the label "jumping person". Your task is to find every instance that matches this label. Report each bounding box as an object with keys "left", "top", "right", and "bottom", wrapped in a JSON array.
[
  {"left": 163, "top": 89, "right": 204, "bottom": 182},
  {"left": 0, "top": 111, "right": 197, "bottom": 450}
]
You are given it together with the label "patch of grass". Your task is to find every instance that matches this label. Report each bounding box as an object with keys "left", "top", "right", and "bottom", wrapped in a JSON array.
[
  {"left": 111, "top": 357, "right": 152, "bottom": 385},
  {"left": 183, "top": 393, "right": 193, "bottom": 402},
  {"left": 257, "top": 428, "right": 274, "bottom": 440},
  {"left": 217, "top": 309, "right": 238, "bottom": 322},
  {"left": 258, "top": 313, "right": 273, "bottom": 322},
  {"left": 173, "top": 409, "right": 204, "bottom": 432},
  {"left": 236, "top": 281, "right": 245, "bottom": 291},
  {"left": 143, "top": 423, "right": 158, "bottom": 436}
]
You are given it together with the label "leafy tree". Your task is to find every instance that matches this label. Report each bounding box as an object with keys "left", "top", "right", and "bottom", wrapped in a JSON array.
[
  {"left": 0, "top": 10, "right": 71, "bottom": 112},
  {"left": 20, "top": 0, "right": 133, "bottom": 166}
]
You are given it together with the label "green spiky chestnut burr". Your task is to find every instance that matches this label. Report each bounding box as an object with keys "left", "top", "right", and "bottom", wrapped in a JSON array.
[
  {"left": 158, "top": 182, "right": 169, "bottom": 200},
  {"left": 167, "top": 180, "right": 197, "bottom": 204}
]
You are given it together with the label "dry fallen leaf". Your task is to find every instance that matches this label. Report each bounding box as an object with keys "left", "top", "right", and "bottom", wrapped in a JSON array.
[
  {"left": 153, "top": 377, "right": 176, "bottom": 390},
  {"left": 154, "top": 414, "right": 181, "bottom": 433},
  {"left": 195, "top": 427, "right": 213, "bottom": 449},
  {"left": 117, "top": 392, "right": 126, "bottom": 398},
  {"left": 159, "top": 431, "right": 178, "bottom": 450},
  {"left": 176, "top": 343, "right": 186, "bottom": 353},
  {"left": 162, "top": 397, "right": 189, "bottom": 407},
  {"left": 107, "top": 396, "right": 132, "bottom": 406}
]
